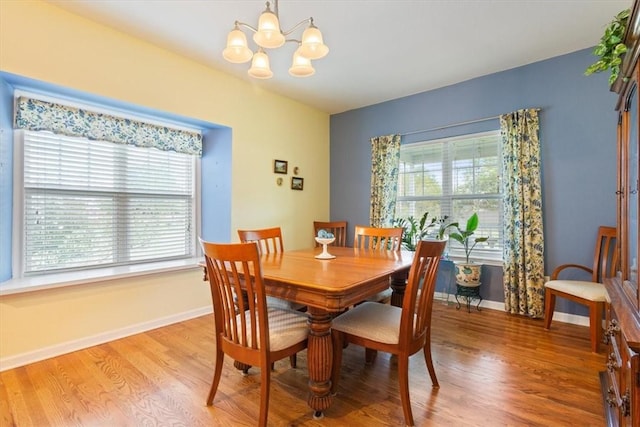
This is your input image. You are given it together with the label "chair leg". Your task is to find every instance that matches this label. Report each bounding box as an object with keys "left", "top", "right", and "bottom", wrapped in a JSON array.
[
  {"left": 543, "top": 288, "right": 555, "bottom": 330},
  {"left": 398, "top": 355, "right": 415, "bottom": 427},
  {"left": 331, "top": 331, "right": 343, "bottom": 395},
  {"left": 206, "top": 349, "right": 225, "bottom": 406},
  {"left": 423, "top": 335, "right": 439, "bottom": 388},
  {"left": 259, "top": 363, "right": 271, "bottom": 427},
  {"left": 365, "top": 348, "right": 378, "bottom": 364},
  {"left": 589, "top": 301, "right": 604, "bottom": 353},
  {"left": 289, "top": 354, "right": 297, "bottom": 368}
]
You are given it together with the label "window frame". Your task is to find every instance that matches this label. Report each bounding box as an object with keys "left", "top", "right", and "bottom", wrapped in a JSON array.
[
  {"left": 11, "top": 113, "right": 202, "bottom": 283},
  {"left": 396, "top": 130, "right": 503, "bottom": 264}
]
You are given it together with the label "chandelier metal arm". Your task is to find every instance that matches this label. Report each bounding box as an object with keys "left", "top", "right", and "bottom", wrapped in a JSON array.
[
  {"left": 234, "top": 20, "right": 258, "bottom": 34},
  {"left": 234, "top": 17, "right": 313, "bottom": 39},
  {"left": 280, "top": 17, "right": 314, "bottom": 37}
]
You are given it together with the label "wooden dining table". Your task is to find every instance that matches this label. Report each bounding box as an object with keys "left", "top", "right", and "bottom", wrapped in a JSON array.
[
  {"left": 201, "top": 245, "right": 414, "bottom": 418},
  {"left": 245, "top": 246, "right": 414, "bottom": 418}
]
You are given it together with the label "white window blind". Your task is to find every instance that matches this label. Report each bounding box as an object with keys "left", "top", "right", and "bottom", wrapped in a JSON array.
[
  {"left": 21, "top": 130, "right": 195, "bottom": 275},
  {"left": 396, "top": 130, "right": 503, "bottom": 261}
]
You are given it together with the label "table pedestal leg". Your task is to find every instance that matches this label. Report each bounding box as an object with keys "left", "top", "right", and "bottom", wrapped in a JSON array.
[
  {"left": 233, "top": 360, "right": 251, "bottom": 373},
  {"left": 306, "top": 307, "right": 333, "bottom": 418},
  {"left": 389, "top": 270, "right": 409, "bottom": 308}
]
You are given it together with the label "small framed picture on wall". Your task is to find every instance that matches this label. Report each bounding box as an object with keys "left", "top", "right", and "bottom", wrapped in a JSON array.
[
  {"left": 291, "top": 177, "right": 304, "bottom": 190},
  {"left": 274, "top": 159, "right": 288, "bottom": 174}
]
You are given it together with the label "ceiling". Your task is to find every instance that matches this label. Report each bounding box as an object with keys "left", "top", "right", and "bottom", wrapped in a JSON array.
[{"left": 45, "top": 0, "right": 630, "bottom": 114}]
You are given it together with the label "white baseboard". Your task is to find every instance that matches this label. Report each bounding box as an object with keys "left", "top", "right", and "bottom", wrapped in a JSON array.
[
  {"left": 0, "top": 306, "right": 213, "bottom": 372},
  {"left": 2, "top": 295, "right": 590, "bottom": 372},
  {"left": 543, "top": 311, "right": 589, "bottom": 327},
  {"left": 434, "top": 292, "right": 589, "bottom": 326}
]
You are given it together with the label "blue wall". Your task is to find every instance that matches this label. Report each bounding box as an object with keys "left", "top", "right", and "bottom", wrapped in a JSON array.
[
  {"left": 0, "top": 79, "right": 13, "bottom": 281},
  {"left": 330, "top": 48, "right": 620, "bottom": 315},
  {"left": 200, "top": 127, "right": 233, "bottom": 243}
]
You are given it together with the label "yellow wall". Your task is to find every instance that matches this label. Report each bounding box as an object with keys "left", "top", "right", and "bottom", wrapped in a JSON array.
[{"left": 0, "top": 0, "right": 330, "bottom": 365}]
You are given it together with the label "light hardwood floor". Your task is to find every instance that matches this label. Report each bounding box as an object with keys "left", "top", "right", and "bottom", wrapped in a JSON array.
[{"left": 0, "top": 300, "right": 605, "bottom": 426}]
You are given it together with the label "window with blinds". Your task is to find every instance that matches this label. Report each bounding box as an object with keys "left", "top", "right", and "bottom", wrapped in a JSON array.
[
  {"left": 396, "top": 130, "right": 503, "bottom": 261},
  {"left": 19, "top": 130, "right": 196, "bottom": 275}
]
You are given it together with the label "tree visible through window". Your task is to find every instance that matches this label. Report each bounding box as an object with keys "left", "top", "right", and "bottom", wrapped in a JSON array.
[{"left": 396, "top": 131, "right": 503, "bottom": 261}]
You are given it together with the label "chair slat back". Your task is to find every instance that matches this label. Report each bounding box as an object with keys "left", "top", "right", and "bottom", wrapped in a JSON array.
[
  {"left": 201, "top": 240, "right": 270, "bottom": 355},
  {"left": 401, "top": 239, "right": 446, "bottom": 346},
  {"left": 238, "top": 227, "right": 284, "bottom": 255},
  {"left": 353, "top": 225, "right": 403, "bottom": 251},
  {"left": 313, "top": 221, "right": 348, "bottom": 247},
  {"left": 593, "top": 226, "right": 618, "bottom": 282}
]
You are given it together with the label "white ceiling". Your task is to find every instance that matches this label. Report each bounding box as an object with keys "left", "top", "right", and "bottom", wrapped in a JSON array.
[{"left": 45, "top": 0, "right": 630, "bottom": 114}]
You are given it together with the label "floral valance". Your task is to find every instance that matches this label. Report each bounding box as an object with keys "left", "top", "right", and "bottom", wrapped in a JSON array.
[{"left": 14, "top": 96, "right": 202, "bottom": 156}]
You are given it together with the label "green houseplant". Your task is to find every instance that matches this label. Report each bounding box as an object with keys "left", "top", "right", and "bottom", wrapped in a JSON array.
[
  {"left": 392, "top": 212, "right": 457, "bottom": 251},
  {"left": 585, "top": 8, "right": 630, "bottom": 85},
  {"left": 449, "top": 213, "right": 488, "bottom": 285},
  {"left": 434, "top": 215, "right": 457, "bottom": 240},
  {"left": 392, "top": 212, "right": 436, "bottom": 251}
]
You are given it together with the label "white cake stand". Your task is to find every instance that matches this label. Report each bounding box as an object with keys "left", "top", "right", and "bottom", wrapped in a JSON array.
[{"left": 315, "top": 237, "right": 336, "bottom": 259}]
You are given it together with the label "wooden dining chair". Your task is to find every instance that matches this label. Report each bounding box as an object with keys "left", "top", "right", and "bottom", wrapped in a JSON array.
[
  {"left": 313, "top": 220, "right": 348, "bottom": 247},
  {"left": 353, "top": 225, "right": 403, "bottom": 251},
  {"left": 330, "top": 239, "right": 446, "bottom": 426},
  {"left": 237, "top": 227, "right": 284, "bottom": 254},
  {"left": 238, "top": 227, "right": 306, "bottom": 313},
  {"left": 200, "top": 240, "right": 308, "bottom": 427},
  {"left": 353, "top": 225, "right": 404, "bottom": 303},
  {"left": 543, "top": 226, "right": 617, "bottom": 352}
]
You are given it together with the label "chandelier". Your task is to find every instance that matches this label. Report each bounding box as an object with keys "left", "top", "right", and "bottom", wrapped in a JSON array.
[{"left": 222, "top": 0, "right": 329, "bottom": 79}]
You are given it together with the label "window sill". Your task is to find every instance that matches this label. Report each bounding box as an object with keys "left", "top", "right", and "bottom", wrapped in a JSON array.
[
  {"left": 444, "top": 255, "right": 503, "bottom": 267},
  {"left": 0, "top": 258, "right": 204, "bottom": 297}
]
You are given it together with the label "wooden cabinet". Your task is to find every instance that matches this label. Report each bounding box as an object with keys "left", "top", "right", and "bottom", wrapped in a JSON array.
[
  {"left": 603, "top": 293, "right": 640, "bottom": 425},
  {"left": 603, "top": 1, "right": 640, "bottom": 425}
]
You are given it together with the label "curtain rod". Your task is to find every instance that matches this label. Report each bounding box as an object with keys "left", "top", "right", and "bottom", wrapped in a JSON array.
[
  {"left": 399, "top": 108, "right": 541, "bottom": 137},
  {"left": 400, "top": 114, "right": 501, "bottom": 137}
]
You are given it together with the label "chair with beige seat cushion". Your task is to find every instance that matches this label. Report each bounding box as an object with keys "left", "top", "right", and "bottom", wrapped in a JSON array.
[
  {"left": 353, "top": 225, "right": 404, "bottom": 304},
  {"left": 543, "top": 226, "right": 617, "bottom": 352},
  {"left": 200, "top": 240, "right": 308, "bottom": 427},
  {"left": 330, "top": 239, "right": 446, "bottom": 427},
  {"left": 313, "top": 220, "right": 347, "bottom": 247}
]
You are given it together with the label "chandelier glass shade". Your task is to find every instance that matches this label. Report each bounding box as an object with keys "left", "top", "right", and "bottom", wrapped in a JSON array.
[
  {"left": 248, "top": 49, "right": 274, "bottom": 79},
  {"left": 253, "top": 7, "right": 285, "bottom": 48},
  {"left": 223, "top": 0, "right": 329, "bottom": 78},
  {"left": 299, "top": 25, "right": 329, "bottom": 60},
  {"left": 288, "top": 46, "right": 315, "bottom": 77},
  {"left": 223, "top": 27, "right": 253, "bottom": 63}
]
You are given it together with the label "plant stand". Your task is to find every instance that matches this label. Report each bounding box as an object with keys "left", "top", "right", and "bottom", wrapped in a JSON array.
[{"left": 455, "top": 282, "right": 482, "bottom": 313}]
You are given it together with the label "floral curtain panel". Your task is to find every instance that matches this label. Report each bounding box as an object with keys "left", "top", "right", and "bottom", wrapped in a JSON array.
[
  {"left": 14, "top": 96, "right": 202, "bottom": 156},
  {"left": 500, "top": 109, "right": 545, "bottom": 318},
  {"left": 369, "top": 134, "right": 401, "bottom": 227}
]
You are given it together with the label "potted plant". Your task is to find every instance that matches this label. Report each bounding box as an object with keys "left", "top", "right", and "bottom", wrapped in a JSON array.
[
  {"left": 392, "top": 212, "right": 436, "bottom": 251},
  {"left": 392, "top": 212, "right": 457, "bottom": 251},
  {"left": 433, "top": 215, "right": 457, "bottom": 240},
  {"left": 449, "top": 212, "right": 488, "bottom": 285},
  {"left": 585, "top": 8, "right": 630, "bottom": 85}
]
